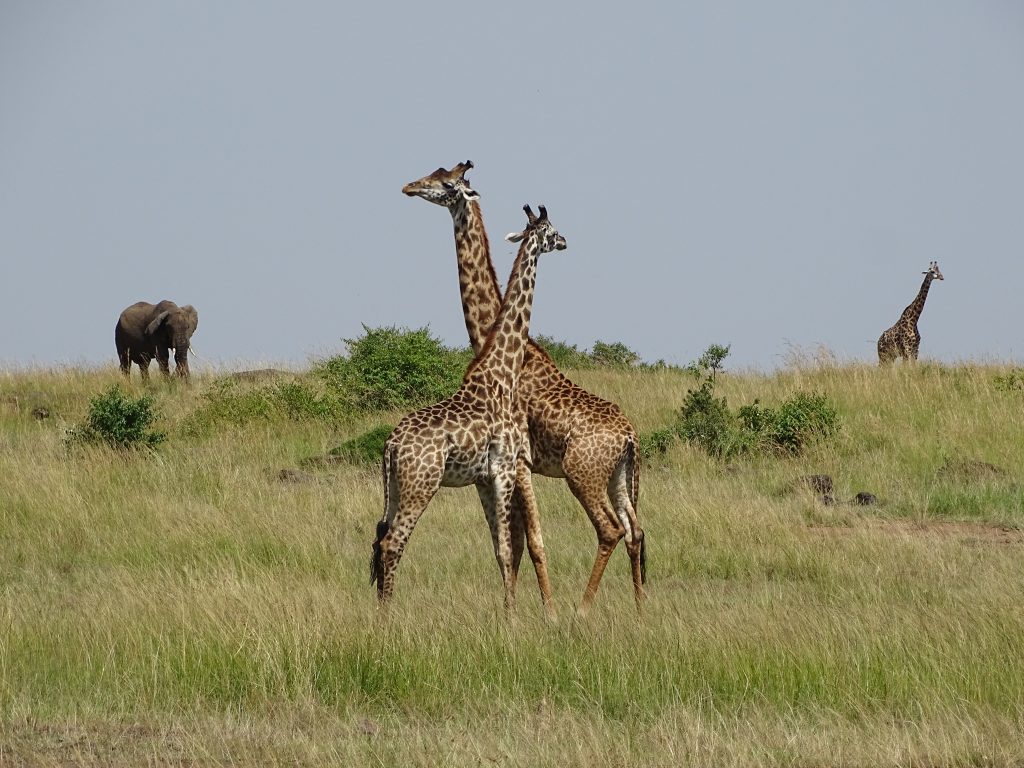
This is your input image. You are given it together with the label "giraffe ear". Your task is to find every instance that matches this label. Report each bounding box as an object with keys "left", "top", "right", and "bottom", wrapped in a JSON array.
[
  {"left": 461, "top": 186, "right": 480, "bottom": 201},
  {"left": 505, "top": 231, "right": 526, "bottom": 243}
]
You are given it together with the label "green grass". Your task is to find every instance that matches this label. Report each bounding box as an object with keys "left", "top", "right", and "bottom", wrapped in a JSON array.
[{"left": 1, "top": 361, "right": 1023, "bottom": 766}]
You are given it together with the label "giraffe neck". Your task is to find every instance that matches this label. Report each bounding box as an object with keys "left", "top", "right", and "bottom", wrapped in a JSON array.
[
  {"left": 464, "top": 233, "right": 540, "bottom": 388},
  {"left": 900, "top": 273, "right": 934, "bottom": 325},
  {"left": 452, "top": 199, "right": 502, "bottom": 355}
]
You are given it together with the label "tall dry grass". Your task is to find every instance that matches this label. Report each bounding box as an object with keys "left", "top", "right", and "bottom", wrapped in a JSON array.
[{"left": 1, "top": 361, "right": 1023, "bottom": 766}]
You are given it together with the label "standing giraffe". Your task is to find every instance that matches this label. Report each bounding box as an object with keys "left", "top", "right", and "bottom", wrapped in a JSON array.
[
  {"left": 370, "top": 205, "right": 566, "bottom": 613},
  {"left": 403, "top": 162, "right": 646, "bottom": 616},
  {"left": 877, "top": 261, "right": 944, "bottom": 364}
]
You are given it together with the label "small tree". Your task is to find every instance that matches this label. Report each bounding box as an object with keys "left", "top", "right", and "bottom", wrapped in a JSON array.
[{"left": 686, "top": 343, "right": 731, "bottom": 381}]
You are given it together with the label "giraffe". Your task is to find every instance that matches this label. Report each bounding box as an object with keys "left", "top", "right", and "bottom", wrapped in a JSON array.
[
  {"left": 402, "top": 162, "right": 646, "bottom": 616},
  {"left": 877, "top": 261, "right": 944, "bottom": 365},
  {"left": 370, "top": 205, "right": 566, "bottom": 613}
]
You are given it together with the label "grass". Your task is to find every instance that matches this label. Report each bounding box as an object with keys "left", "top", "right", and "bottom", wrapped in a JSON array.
[{"left": 1, "top": 361, "right": 1023, "bottom": 766}]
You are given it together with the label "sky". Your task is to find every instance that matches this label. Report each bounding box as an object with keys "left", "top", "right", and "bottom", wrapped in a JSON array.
[{"left": 1, "top": 1, "right": 1022, "bottom": 371}]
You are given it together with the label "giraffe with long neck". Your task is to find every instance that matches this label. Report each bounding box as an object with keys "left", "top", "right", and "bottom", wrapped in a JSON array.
[
  {"left": 877, "top": 261, "right": 944, "bottom": 364},
  {"left": 403, "top": 162, "right": 646, "bottom": 616},
  {"left": 370, "top": 205, "right": 565, "bottom": 613}
]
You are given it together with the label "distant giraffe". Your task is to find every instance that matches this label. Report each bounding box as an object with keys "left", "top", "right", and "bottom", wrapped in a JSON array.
[
  {"left": 370, "top": 205, "right": 565, "bottom": 613},
  {"left": 877, "top": 261, "right": 944, "bottom": 364},
  {"left": 403, "top": 162, "right": 646, "bottom": 616}
]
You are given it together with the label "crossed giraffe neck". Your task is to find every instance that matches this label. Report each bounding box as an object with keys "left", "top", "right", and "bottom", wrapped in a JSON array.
[
  {"left": 404, "top": 162, "right": 647, "bottom": 617},
  {"left": 370, "top": 204, "right": 566, "bottom": 613}
]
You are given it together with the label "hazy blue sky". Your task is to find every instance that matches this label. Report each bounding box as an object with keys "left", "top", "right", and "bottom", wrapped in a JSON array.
[{"left": 1, "top": 2, "right": 1022, "bottom": 371}]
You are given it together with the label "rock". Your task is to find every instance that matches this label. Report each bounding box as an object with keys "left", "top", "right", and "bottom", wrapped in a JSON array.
[{"left": 796, "top": 474, "right": 835, "bottom": 506}]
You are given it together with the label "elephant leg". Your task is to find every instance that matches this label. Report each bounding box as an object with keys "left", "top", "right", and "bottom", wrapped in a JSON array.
[
  {"left": 155, "top": 347, "right": 171, "bottom": 378},
  {"left": 118, "top": 348, "right": 131, "bottom": 378}
]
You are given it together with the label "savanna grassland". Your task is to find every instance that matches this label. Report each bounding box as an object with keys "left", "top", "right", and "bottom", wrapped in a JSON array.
[{"left": 2, "top": 359, "right": 1023, "bottom": 766}]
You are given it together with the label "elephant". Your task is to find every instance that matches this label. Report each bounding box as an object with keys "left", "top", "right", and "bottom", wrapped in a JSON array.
[{"left": 115, "top": 300, "right": 199, "bottom": 380}]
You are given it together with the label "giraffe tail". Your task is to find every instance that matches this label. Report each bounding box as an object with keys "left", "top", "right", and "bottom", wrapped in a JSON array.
[
  {"left": 370, "top": 519, "right": 390, "bottom": 587},
  {"left": 624, "top": 436, "right": 646, "bottom": 585},
  {"left": 370, "top": 443, "right": 398, "bottom": 586}
]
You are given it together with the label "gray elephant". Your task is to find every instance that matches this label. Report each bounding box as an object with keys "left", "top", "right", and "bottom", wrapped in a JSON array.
[{"left": 115, "top": 300, "right": 199, "bottom": 380}]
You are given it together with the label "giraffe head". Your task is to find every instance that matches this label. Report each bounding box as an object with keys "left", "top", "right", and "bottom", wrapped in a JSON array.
[
  {"left": 923, "top": 261, "right": 944, "bottom": 281},
  {"left": 504, "top": 205, "right": 567, "bottom": 253},
  {"left": 402, "top": 161, "right": 480, "bottom": 207}
]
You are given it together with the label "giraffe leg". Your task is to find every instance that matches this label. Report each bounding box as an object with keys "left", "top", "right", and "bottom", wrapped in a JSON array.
[
  {"left": 476, "top": 471, "right": 517, "bottom": 615},
  {"left": 609, "top": 453, "right": 646, "bottom": 613},
  {"left": 510, "top": 490, "right": 526, "bottom": 584},
  {"left": 513, "top": 458, "right": 555, "bottom": 619},
  {"left": 373, "top": 493, "right": 432, "bottom": 606},
  {"left": 566, "top": 476, "right": 625, "bottom": 618},
  {"left": 372, "top": 447, "right": 441, "bottom": 607}
]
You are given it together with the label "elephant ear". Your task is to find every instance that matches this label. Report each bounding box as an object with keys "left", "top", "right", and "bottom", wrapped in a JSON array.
[
  {"left": 181, "top": 305, "right": 198, "bottom": 335},
  {"left": 145, "top": 311, "right": 170, "bottom": 337}
]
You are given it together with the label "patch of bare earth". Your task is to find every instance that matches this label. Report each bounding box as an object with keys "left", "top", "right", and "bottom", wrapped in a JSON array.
[{"left": 809, "top": 519, "right": 1024, "bottom": 545}]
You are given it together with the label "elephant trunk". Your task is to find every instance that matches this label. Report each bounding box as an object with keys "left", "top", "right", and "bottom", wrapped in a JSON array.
[{"left": 173, "top": 342, "right": 191, "bottom": 378}]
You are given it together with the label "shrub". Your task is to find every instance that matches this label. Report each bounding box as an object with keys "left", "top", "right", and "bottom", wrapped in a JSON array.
[
  {"left": 317, "top": 326, "right": 469, "bottom": 412},
  {"left": 768, "top": 392, "right": 840, "bottom": 453},
  {"left": 328, "top": 424, "right": 394, "bottom": 465},
  {"left": 639, "top": 426, "right": 678, "bottom": 458},
  {"left": 677, "top": 380, "right": 735, "bottom": 458},
  {"left": 534, "top": 335, "right": 594, "bottom": 369},
  {"left": 69, "top": 385, "right": 165, "bottom": 449},
  {"left": 651, "top": 344, "right": 841, "bottom": 459},
  {"left": 994, "top": 369, "right": 1024, "bottom": 392},
  {"left": 590, "top": 340, "right": 641, "bottom": 368}
]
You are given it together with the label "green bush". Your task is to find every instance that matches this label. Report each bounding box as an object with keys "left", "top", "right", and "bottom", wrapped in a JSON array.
[
  {"left": 590, "top": 340, "right": 641, "bottom": 368},
  {"left": 69, "top": 385, "right": 165, "bottom": 449},
  {"left": 534, "top": 335, "right": 594, "bottom": 369},
  {"left": 639, "top": 426, "right": 678, "bottom": 458},
  {"left": 328, "top": 424, "right": 394, "bottom": 465},
  {"left": 677, "top": 380, "right": 736, "bottom": 458},
  {"left": 994, "top": 369, "right": 1024, "bottom": 392},
  {"left": 769, "top": 392, "right": 840, "bottom": 453},
  {"left": 317, "top": 326, "right": 470, "bottom": 412},
  {"left": 644, "top": 344, "right": 840, "bottom": 459}
]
